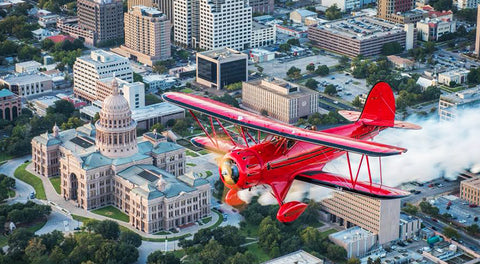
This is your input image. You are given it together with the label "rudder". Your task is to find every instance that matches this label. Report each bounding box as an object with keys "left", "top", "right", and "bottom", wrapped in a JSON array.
[{"left": 359, "top": 82, "right": 395, "bottom": 127}]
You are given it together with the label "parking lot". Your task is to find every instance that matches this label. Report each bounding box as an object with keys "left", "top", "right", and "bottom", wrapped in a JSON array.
[
  {"left": 255, "top": 54, "right": 339, "bottom": 79},
  {"left": 314, "top": 72, "right": 369, "bottom": 102},
  {"left": 400, "top": 178, "right": 460, "bottom": 205},
  {"left": 435, "top": 195, "right": 480, "bottom": 227}
]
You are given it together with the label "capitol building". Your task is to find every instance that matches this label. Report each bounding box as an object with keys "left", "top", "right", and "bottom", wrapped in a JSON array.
[{"left": 31, "top": 79, "right": 211, "bottom": 233}]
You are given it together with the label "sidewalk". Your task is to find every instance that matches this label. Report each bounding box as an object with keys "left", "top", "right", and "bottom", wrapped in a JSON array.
[{"left": 26, "top": 163, "right": 221, "bottom": 239}]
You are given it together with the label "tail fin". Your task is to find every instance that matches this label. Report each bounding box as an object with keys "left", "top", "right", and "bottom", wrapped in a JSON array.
[
  {"left": 339, "top": 82, "right": 421, "bottom": 130},
  {"left": 359, "top": 82, "right": 396, "bottom": 127}
]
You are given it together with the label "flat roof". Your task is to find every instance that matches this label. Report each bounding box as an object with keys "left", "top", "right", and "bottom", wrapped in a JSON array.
[
  {"left": 440, "top": 87, "right": 480, "bottom": 105},
  {"left": 198, "top": 48, "right": 246, "bottom": 61},
  {"left": 462, "top": 176, "right": 480, "bottom": 189},
  {"left": 313, "top": 16, "right": 404, "bottom": 41},
  {"left": 2, "top": 73, "right": 52, "bottom": 85},
  {"left": 16, "top": 60, "right": 42, "bottom": 67},
  {"left": 132, "top": 102, "right": 184, "bottom": 121},
  {"left": 262, "top": 250, "right": 323, "bottom": 264},
  {"left": 77, "top": 50, "right": 129, "bottom": 67},
  {"left": 329, "top": 226, "right": 375, "bottom": 244},
  {"left": 246, "top": 77, "right": 318, "bottom": 99}
]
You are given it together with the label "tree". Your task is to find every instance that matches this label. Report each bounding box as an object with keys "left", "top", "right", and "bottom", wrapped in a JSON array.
[
  {"left": 61, "top": 117, "right": 84, "bottom": 130},
  {"left": 228, "top": 252, "right": 254, "bottom": 264},
  {"left": 306, "top": 63, "right": 315, "bottom": 72},
  {"left": 449, "top": 81, "right": 456, "bottom": 87},
  {"left": 260, "top": 109, "right": 269, "bottom": 116},
  {"left": 325, "top": 4, "right": 342, "bottom": 20},
  {"left": 25, "top": 237, "right": 47, "bottom": 263},
  {"left": 198, "top": 240, "right": 228, "bottom": 264},
  {"left": 287, "top": 66, "right": 301, "bottom": 79},
  {"left": 47, "top": 100, "right": 75, "bottom": 117},
  {"left": 258, "top": 217, "right": 282, "bottom": 256},
  {"left": 315, "top": 65, "right": 329, "bottom": 76},
  {"left": 133, "top": 72, "right": 143, "bottom": 83},
  {"left": 466, "top": 224, "right": 480, "bottom": 236},
  {"left": 339, "top": 55, "right": 350, "bottom": 69},
  {"left": 287, "top": 38, "right": 300, "bottom": 46},
  {"left": 402, "top": 203, "right": 418, "bottom": 215},
  {"left": 381, "top": 41, "right": 403, "bottom": 55},
  {"left": 150, "top": 123, "right": 165, "bottom": 133},
  {"left": 352, "top": 96, "right": 362, "bottom": 107},
  {"left": 147, "top": 251, "right": 181, "bottom": 264},
  {"left": 324, "top": 84, "right": 337, "bottom": 95},
  {"left": 92, "top": 220, "right": 120, "bottom": 240},
  {"left": 177, "top": 50, "right": 190, "bottom": 60},
  {"left": 225, "top": 82, "right": 242, "bottom": 91},
  {"left": 279, "top": 43, "right": 291, "bottom": 53},
  {"left": 443, "top": 226, "right": 459, "bottom": 239},
  {"left": 8, "top": 228, "right": 35, "bottom": 255},
  {"left": 256, "top": 65, "right": 264, "bottom": 73},
  {"left": 348, "top": 258, "right": 361, "bottom": 264},
  {"left": 300, "top": 227, "right": 325, "bottom": 253},
  {"left": 119, "top": 231, "right": 142, "bottom": 247},
  {"left": 305, "top": 78, "right": 319, "bottom": 89},
  {"left": 424, "top": 41, "right": 435, "bottom": 54}
]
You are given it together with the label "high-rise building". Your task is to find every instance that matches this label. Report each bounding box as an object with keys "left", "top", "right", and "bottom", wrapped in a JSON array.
[
  {"left": 76, "top": 0, "right": 124, "bottom": 45},
  {"left": 242, "top": 77, "right": 319, "bottom": 124},
  {"left": 128, "top": 0, "right": 154, "bottom": 9},
  {"left": 73, "top": 50, "right": 133, "bottom": 102},
  {"left": 475, "top": 5, "right": 480, "bottom": 56},
  {"left": 249, "top": 0, "right": 274, "bottom": 14},
  {"left": 174, "top": 0, "right": 252, "bottom": 50},
  {"left": 320, "top": 192, "right": 401, "bottom": 244},
  {"left": 196, "top": 48, "right": 248, "bottom": 89},
  {"left": 116, "top": 6, "right": 171, "bottom": 66},
  {"left": 377, "top": 0, "right": 424, "bottom": 24},
  {"left": 127, "top": 0, "right": 175, "bottom": 23}
]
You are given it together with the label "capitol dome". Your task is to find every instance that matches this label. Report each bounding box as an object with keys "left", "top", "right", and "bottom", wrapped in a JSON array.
[{"left": 95, "top": 77, "right": 138, "bottom": 159}]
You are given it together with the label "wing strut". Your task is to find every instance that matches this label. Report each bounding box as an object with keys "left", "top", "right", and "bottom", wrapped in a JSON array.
[
  {"left": 215, "top": 117, "right": 238, "bottom": 147},
  {"left": 189, "top": 110, "right": 218, "bottom": 148},
  {"left": 345, "top": 153, "right": 377, "bottom": 188}
]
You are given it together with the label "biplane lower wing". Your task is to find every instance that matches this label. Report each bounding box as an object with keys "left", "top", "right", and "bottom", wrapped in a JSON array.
[{"left": 294, "top": 170, "right": 410, "bottom": 199}]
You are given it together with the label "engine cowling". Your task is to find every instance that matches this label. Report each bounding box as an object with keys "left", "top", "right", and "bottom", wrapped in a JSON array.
[{"left": 219, "top": 149, "right": 263, "bottom": 190}]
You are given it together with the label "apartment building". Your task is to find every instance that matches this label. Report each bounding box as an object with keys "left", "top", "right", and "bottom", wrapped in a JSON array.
[
  {"left": 0, "top": 73, "right": 53, "bottom": 97},
  {"left": 115, "top": 6, "right": 171, "bottom": 66},
  {"left": 0, "top": 89, "right": 21, "bottom": 121},
  {"left": 196, "top": 48, "right": 248, "bottom": 89},
  {"left": 174, "top": 0, "right": 252, "bottom": 51},
  {"left": 242, "top": 77, "right": 318, "bottom": 124},
  {"left": 320, "top": 191, "right": 401, "bottom": 244},
  {"left": 73, "top": 50, "right": 133, "bottom": 102}
]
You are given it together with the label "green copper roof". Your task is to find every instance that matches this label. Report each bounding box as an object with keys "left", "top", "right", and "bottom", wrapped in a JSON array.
[{"left": 0, "top": 89, "right": 14, "bottom": 97}]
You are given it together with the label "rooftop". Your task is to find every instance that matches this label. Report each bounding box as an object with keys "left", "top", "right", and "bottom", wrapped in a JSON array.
[
  {"left": 252, "top": 21, "right": 269, "bottom": 30},
  {"left": 462, "top": 176, "right": 480, "bottom": 188},
  {"left": 78, "top": 50, "right": 129, "bottom": 67},
  {"left": 292, "top": 9, "right": 317, "bottom": 17},
  {"left": 313, "top": 16, "right": 405, "bottom": 41},
  {"left": 329, "top": 226, "right": 375, "bottom": 244},
  {"left": 131, "top": 102, "right": 184, "bottom": 122},
  {"left": 131, "top": 5, "right": 164, "bottom": 17},
  {"left": 16, "top": 60, "right": 42, "bottom": 68},
  {"left": 198, "top": 48, "right": 247, "bottom": 61},
  {"left": 1, "top": 73, "right": 52, "bottom": 85},
  {"left": 440, "top": 87, "right": 480, "bottom": 105},
  {"left": 0, "top": 89, "right": 15, "bottom": 97},
  {"left": 262, "top": 250, "right": 323, "bottom": 264},
  {"left": 246, "top": 77, "right": 318, "bottom": 99}
]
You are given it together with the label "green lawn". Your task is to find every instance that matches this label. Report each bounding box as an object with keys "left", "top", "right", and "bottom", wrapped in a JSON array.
[
  {"left": 198, "top": 150, "right": 209, "bottom": 155},
  {"left": 14, "top": 162, "right": 46, "bottom": 200},
  {"left": 185, "top": 150, "right": 199, "bottom": 157},
  {"left": 91, "top": 206, "right": 130, "bottom": 222},
  {"left": 201, "top": 216, "right": 212, "bottom": 224},
  {"left": 321, "top": 228, "right": 338, "bottom": 236},
  {"left": 154, "top": 230, "right": 171, "bottom": 235},
  {"left": 25, "top": 219, "right": 48, "bottom": 233},
  {"left": 186, "top": 163, "right": 197, "bottom": 167},
  {"left": 72, "top": 214, "right": 91, "bottom": 222},
  {"left": 245, "top": 243, "right": 270, "bottom": 263},
  {"left": 240, "top": 222, "right": 259, "bottom": 237},
  {"left": 180, "top": 88, "right": 193, "bottom": 93},
  {"left": 49, "top": 177, "right": 61, "bottom": 194},
  {"left": 145, "top": 94, "right": 162, "bottom": 105},
  {"left": 205, "top": 171, "right": 213, "bottom": 177}
]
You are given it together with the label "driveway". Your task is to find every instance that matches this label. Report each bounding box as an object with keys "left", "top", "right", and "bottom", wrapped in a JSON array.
[{"left": 1, "top": 156, "right": 34, "bottom": 204}]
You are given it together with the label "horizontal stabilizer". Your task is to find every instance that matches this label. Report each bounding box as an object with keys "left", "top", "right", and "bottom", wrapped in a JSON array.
[
  {"left": 295, "top": 170, "right": 410, "bottom": 199},
  {"left": 339, "top": 110, "right": 421, "bottom": 130}
]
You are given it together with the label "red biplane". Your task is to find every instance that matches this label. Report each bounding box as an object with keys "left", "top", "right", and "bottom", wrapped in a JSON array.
[{"left": 162, "top": 82, "right": 421, "bottom": 223}]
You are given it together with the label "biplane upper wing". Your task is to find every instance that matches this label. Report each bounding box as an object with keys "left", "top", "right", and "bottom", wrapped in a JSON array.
[
  {"left": 294, "top": 170, "right": 410, "bottom": 199},
  {"left": 162, "top": 92, "right": 406, "bottom": 157}
]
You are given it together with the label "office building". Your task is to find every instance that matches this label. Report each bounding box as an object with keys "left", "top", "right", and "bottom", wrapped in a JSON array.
[
  {"left": 329, "top": 227, "right": 377, "bottom": 258},
  {"left": 460, "top": 177, "right": 480, "bottom": 205},
  {"left": 0, "top": 89, "right": 21, "bottom": 121},
  {"left": 250, "top": 0, "right": 273, "bottom": 14},
  {"left": 96, "top": 77, "right": 145, "bottom": 109},
  {"left": 128, "top": 0, "right": 154, "bottom": 9},
  {"left": 115, "top": 6, "right": 171, "bottom": 66},
  {"left": 242, "top": 77, "right": 318, "bottom": 124},
  {"left": 174, "top": 0, "right": 252, "bottom": 50},
  {"left": 458, "top": 0, "right": 480, "bottom": 9},
  {"left": 438, "top": 88, "right": 480, "bottom": 120},
  {"left": 437, "top": 69, "right": 469, "bottom": 85},
  {"left": 143, "top": 74, "right": 177, "bottom": 91},
  {"left": 249, "top": 48, "right": 275, "bottom": 63},
  {"left": 476, "top": 5, "right": 480, "bottom": 57},
  {"left": 320, "top": 191, "right": 401, "bottom": 244},
  {"left": 0, "top": 73, "right": 53, "bottom": 97},
  {"left": 196, "top": 48, "right": 248, "bottom": 89},
  {"left": 15, "top": 61, "right": 42, "bottom": 73},
  {"left": 73, "top": 50, "right": 133, "bottom": 102},
  {"left": 251, "top": 22, "right": 276, "bottom": 48},
  {"left": 417, "top": 18, "right": 456, "bottom": 41},
  {"left": 399, "top": 213, "right": 422, "bottom": 240},
  {"left": 308, "top": 16, "right": 413, "bottom": 57},
  {"left": 290, "top": 9, "right": 317, "bottom": 24},
  {"left": 322, "top": 0, "right": 361, "bottom": 11},
  {"left": 31, "top": 82, "right": 209, "bottom": 233},
  {"left": 58, "top": 0, "right": 123, "bottom": 46},
  {"left": 377, "top": 0, "right": 424, "bottom": 24}
]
